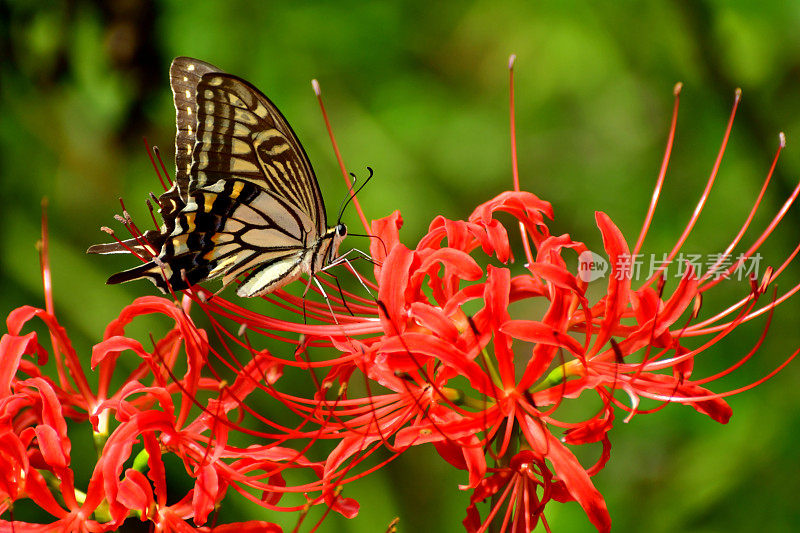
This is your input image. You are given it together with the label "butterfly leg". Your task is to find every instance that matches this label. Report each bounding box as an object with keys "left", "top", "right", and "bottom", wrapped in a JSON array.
[
  {"left": 323, "top": 248, "right": 377, "bottom": 300},
  {"left": 299, "top": 273, "right": 338, "bottom": 324},
  {"left": 301, "top": 276, "right": 312, "bottom": 324},
  {"left": 324, "top": 255, "right": 375, "bottom": 300},
  {"left": 334, "top": 247, "right": 382, "bottom": 267},
  {"left": 324, "top": 272, "right": 354, "bottom": 316},
  {"left": 310, "top": 275, "right": 341, "bottom": 325}
]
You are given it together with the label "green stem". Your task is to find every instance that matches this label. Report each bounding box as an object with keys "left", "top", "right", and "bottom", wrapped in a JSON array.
[
  {"left": 478, "top": 346, "right": 502, "bottom": 387},
  {"left": 530, "top": 360, "right": 581, "bottom": 393}
]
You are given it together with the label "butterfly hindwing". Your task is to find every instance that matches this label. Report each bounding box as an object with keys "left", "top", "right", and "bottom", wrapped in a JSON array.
[{"left": 184, "top": 179, "right": 308, "bottom": 282}]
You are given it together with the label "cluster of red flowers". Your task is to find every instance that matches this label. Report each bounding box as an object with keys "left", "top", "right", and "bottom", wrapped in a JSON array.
[{"left": 2, "top": 64, "right": 799, "bottom": 532}]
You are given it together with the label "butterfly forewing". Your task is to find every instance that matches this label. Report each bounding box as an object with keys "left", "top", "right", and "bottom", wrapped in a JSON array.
[{"left": 192, "top": 74, "right": 327, "bottom": 236}]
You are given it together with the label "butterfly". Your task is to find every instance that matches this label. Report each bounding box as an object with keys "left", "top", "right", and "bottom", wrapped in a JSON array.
[{"left": 88, "top": 57, "right": 347, "bottom": 298}]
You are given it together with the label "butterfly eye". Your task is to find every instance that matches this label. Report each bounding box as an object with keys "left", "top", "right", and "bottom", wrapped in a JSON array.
[{"left": 336, "top": 224, "right": 347, "bottom": 237}]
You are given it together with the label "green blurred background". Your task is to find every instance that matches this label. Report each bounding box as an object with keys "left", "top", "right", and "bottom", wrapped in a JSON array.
[{"left": 2, "top": 1, "right": 800, "bottom": 531}]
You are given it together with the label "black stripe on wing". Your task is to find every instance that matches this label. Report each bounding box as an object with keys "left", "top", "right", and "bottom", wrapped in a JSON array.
[{"left": 191, "top": 73, "right": 327, "bottom": 237}]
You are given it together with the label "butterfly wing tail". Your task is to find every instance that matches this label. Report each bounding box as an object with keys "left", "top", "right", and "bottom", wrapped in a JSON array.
[
  {"left": 106, "top": 261, "right": 172, "bottom": 293},
  {"left": 87, "top": 238, "right": 144, "bottom": 255},
  {"left": 88, "top": 228, "right": 167, "bottom": 255}
]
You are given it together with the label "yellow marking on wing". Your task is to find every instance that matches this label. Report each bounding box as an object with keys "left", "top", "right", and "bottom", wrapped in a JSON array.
[
  {"left": 235, "top": 85, "right": 254, "bottom": 107},
  {"left": 272, "top": 160, "right": 289, "bottom": 182},
  {"left": 253, "top": 102, "right": 269, "bottom": 119},
  {"left": 205, "top": 242, "right": 239, "bottom": 263},
  {"left": 230, "top": 157, "right": 259, "bottom": 173},
  {"left": 196, "top": 152, "right": 211, "bottom": 168},
  {"left": 222, "top": 250, "right": 296, "bottom": 288},
  {"left": 262, "top": 159, "right": 280, "bottom": 180},
  {"left": 237, "top": 255, "right": 304, "bottom": 297},
  {"left": 231, "top": 138, "right": 251, "bottom": 155},
  {"left": 187, "top": 64, "right": 195, "bottom": 72},
  {"left": 259, "top": 141, "right": 291, "bottom": 156},
  {"left": 204, "top": 193, "right": 217, "bottom": 212},
  {"left": 211, "top": 233, "right": 233, "bottom": 244},
  {"left": 171, "top": 234, "right": 190, "bottom": 256},
  {"left": 183, "top": 213, "right": 197, "bottom": 233},
  {"left": 207, "top": 77, "right": 224, "bottom": 86},
  {"left": 233, "top": 122, "right": 252, "bottom": 137},
  {"left": 228, "top": 93, "right": 246, "bottom": 108},
  {"left": 184, "top": 89, "right": 191, "bottom": 98},
  {"left": 234, "top": 108, "right": 259, "bottom": 125},
  {"left": 210, "top": 250, "right": 252, "bottom": 277},
  {"left": 230, "top": 181, "right": 245, "bottom": 199},
  {"left": 215, "top": 242, "right": 238, "bottom": 255}
]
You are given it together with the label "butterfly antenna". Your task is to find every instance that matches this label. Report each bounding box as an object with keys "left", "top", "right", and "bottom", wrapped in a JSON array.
[
  {"left": 337, "top": 166, "right": 374, "bottom": 224},
  {"left": 335, "top": 173, "right": 359, "bottom": 225}
]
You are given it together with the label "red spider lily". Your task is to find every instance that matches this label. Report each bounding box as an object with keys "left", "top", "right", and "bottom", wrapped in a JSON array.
[
  {"left": 0, "top": 211, "right": 290, "bottom": 530},
  {"left": 183, "top": 74, "right": 799, "bottom": 532},
  {"left": 3, "top": 58, "right": 800, "bottom": 533}
]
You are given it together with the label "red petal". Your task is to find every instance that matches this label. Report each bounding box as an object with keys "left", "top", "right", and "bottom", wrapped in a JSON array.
[
  {"left": 370, "top": 210, "right": 404, "bottom": 266},
  {"left": 520, "top": 415, "right": 611, "bottom": 532},
  {"left": 143, "top": 432, "right": 167, "bottom": 506},
  {"left": 34, "top": 425, "right": 68, "bottom": 469},
  {"left": 0, "top": 333, "right": 37, "bottom": 394},
  {"left": 117, "top": 469, "right": 152, "bottom": 515},
  {"left": 408, "top": 303, "right": 459, "bottom": 341},
  {"left": 377, "top": 333, "right": 492, "bottom": 391},
  {"left": 501, "top": 320, "right": 584, "bottom": 355},
  {"left": 593, "top": 212, "right": 631, "bottom": 356},
  {"left": 377, "top": 244, "right": 414, "bottom": 331},
  {"left": 469, "top": 191, "right": 554, "bottom": 248},
  {"left": 527, "top": 262, "right": 582, "bottom": 294},
  {"left": 91, "top": 336, "right": 147, "bottom": 369},
  {"left": 193, "top": 464, "right": 219, "bottom": 525}
]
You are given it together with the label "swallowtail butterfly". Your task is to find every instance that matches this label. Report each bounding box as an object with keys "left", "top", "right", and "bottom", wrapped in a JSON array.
[{"left": 88, "top": 57, "right": 347, "bottom": 297}]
